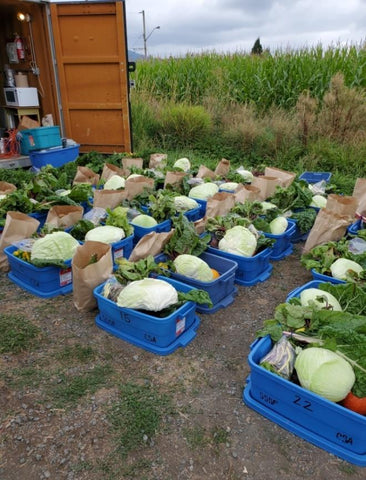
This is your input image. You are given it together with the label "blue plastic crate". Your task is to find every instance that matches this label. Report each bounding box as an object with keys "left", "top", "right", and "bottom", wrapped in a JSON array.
[
  {"left": 154, "top": 251, "right": 238, "bottom": 314},
  {"left": 20, "top": 126, "right": 62, "bottom": 155},
  {"left": 264, "top": 219, "right": 296, "bottom": 260},
  {"left": 28, "top": 211, "right": 48, "bottom": 230},
  {"left": 347, "top": 219, "right": 364, "bottom": 236},
  {"left": 189, "top": 198, "right": 207, "bottom": 218},
  {"left": 299, "top": 171, "right": 332, "bottom": 184},
  {"left": 183, "top": 206, "right": 202, "bottom": 222},
  {"left": 243, "top": 335, "right": 366, "bottom": 466},
  {"left": 206, "top": 245, "right": 273, "bottom": 286},
  {"left": 111, "top": 234, "right": 134, "bottom": 264},
  {"left": 4, "top": 245, "right": 73, "bottom": 298},
  {"left": 93, "top": 276, "right": 200, "bottom": 354},
  {"left": 311, "top": 268, "right": 346, "bottom": 284},
  {"left": 30, "top": 144, "right": 80, "bottom": 169},
  {"left": 286, "top": 279, "right": 325, "bottom": 302},
  {"left": 130, "top": 218, "right": 171, "bottom": 246}
]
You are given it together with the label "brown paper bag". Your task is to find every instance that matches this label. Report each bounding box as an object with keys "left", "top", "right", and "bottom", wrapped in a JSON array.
[
  {"left": 129, "top": 231, "right": 174, "bottom": 261},
  {"left": 164, "top": 171, "right": 188, "bottom": 188},
  {"left": 0, "top": 211, "right": 40, "bottom": 272},
  {"left": 194, "top": 217, "right": 207, "bottom": 235},
  {"left": 72, "top": 241, "right": 113, "bottom": 311},
  {"left": 45, "top": 205, "right": 84, "bottom": 229},
  {"left": 251, "top": 175, "right": 281, "bottom": 200},
  {"left": 0, "top": 181, "right": 17, "bottom": 195},
  {"left": 214, "top": 158, "right": 230, "bottom": 177},
  {"left": 122, "top": 157, "right": 144, "bottom": 176},
  {"left": 93, "top": 189, "right": 127, "bottom": 209},
  {"left": 304, "top": 209, "right": 351, "bottom": 252},
  {"left": 264, "top": 167, "right": 296, "bottom": 187},
  {"left": 325, "top": 194, "right": 358, "bottom": 220},
  {"left": 101, "top": 163, "right": 125, "bottom": 181},
  {"left": 234, "top": 184, "right": 262, "bottom": 203},
  {"left": 124, "top": 176, "right": 155, "bottom": 200},
  {"left": 352, "top": 178, "right": 366, "bottom": 217},
  {"left": 149, "top": 153, "right": 167, "bottom": 169},
  {"left": 205, "top": 192, "right": 236, "bottom": 218},
  {"left": 73, "top": 166, "right": 100, "bottom": 186},
  {"left": 196, "top": 165, "right": 216, "bottom": 180}
]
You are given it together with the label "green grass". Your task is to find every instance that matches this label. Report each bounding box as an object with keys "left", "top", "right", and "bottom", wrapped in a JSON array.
[
  {"left": 54, "top": 343, "right": 96, "bottom": 363},
  {"left": 47, "top": 364, "right": 114, "bottom": 407},
  {"left": 107, "top": 382, "right": 174, "bottom": 457},
  {"left": 0, "top": 314, "right": 41, "bottom": 354}
]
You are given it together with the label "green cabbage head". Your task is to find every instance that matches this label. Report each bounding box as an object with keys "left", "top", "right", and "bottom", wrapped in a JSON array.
[
  {"left": 188, "top": 183, "right": 219, "bottom": 200},
  {"left": 174, "top": 254, "right": 214, "bottom": 282},
  {"left": 218, "top": 225, "right": 257, "bottom": 257},
  {"left": 31, "top": 231, "right": 79, "bottom": 262},
  {"left": 117, "top": 278, "right": 178, "bottom": 311},
  {"left": 131, "top": 214, "right": 158, "bottom": 228}
]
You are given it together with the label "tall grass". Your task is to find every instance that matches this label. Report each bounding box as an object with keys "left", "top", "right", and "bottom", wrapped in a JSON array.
[{"left": 132, "top": 44, "right": 366, "bottom": 109}]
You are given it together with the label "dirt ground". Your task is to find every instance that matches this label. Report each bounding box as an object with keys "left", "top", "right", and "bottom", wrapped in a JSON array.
[{"left": 0, "top": 243, "right": 365, "bottom": 480}]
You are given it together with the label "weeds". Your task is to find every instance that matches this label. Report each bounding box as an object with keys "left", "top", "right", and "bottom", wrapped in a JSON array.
[{"left": 0, "top": 313, "right": 41, "bottom": 354}]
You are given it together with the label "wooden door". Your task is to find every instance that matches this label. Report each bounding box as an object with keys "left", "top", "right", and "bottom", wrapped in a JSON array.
[{"left": 50, "top": 0, "right": 132, "bottom": 153}]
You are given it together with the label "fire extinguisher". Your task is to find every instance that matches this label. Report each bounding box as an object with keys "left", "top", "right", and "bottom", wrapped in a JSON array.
[{"left": 14, "top": 34, "right": 25, "bottom": 61}]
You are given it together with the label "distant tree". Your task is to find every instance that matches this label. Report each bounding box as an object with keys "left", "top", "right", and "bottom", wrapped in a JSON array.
[{"left": 251, "top": 37, "right": 263, "bottom": 55}]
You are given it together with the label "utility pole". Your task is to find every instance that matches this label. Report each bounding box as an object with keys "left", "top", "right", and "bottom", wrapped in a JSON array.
[{"left": 139, "top": 10, "right": 160, "bottom": 59}]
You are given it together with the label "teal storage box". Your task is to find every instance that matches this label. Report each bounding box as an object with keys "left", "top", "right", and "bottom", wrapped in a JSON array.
[
  {"left": 243, "top": 335, "right": 366, "bottom": 466},
  {"left": 4, "top": 245, "right": 73, "bottom": 298},
  {"left": 20, "top": 126, "right": 62, "bottom": 154},
  {"left": 206, "top": 245, "right": 273, "bottom": 286},
  {"left": 30, "top": 144, "right": 80, "bottom": 168},
  {"left": 93, "top": 276, "right": 200, "bottom": 355}
]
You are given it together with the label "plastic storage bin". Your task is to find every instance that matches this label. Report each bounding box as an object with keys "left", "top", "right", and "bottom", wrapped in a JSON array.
[
  {"left": 93, "top": 276, "right": 200, "bottom": 355},
  {"left": 29, "top": 211, "right": 48, "bottom": 230},
  {"left": 30, "top": 144, "right": 80, "bottom": 169},
  {"left": 243, "top": 335, "right": 366, "bottom": 466},
  {"left": 286, "top": 279, "right": 325, "bottom": 302},
  {"left": 111, "top": 234, "right": 134, "bottom": 265},
  {"left": 154, "top": 251, "right": 238, "bottom": 314},
  {"left": 4, "top": 245, "right": 73, "bottom": 298},
  {"left": 264, "top": 219, "right": 296, "bottom": 260},
  {"left": 311, "top": 268, "right": 346, "bottom": 284},
  {"left": 130, "top": 218, "right": 171, "bottom": 246},
  {"left": 183, "top": 206, "right": 202, "bottom": 222},
  {"left": 347, "top": 219, "right": 363, "bottom": 236},
  {"left": 299, "top": 171, "right": 332, "bottom": 184},
  {"left": 20, "top": 126, "right": 62, "bottom": 155},
  {"left": 206, "top": 245, "right": 273, "bottom": 286}
]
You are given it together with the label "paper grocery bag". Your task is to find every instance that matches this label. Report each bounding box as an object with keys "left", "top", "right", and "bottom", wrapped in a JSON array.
[
  {"left": 149, "top": 153, "right": 167, "bottom": 169},
  {"left": 45, "top": 205, "right": 84, "bottom": 229},
  {"left": 93, "top": 189, "right": 127, "bottom": 209},
  {"left": 264, "top": 167, "right": 296, "bottom": 187},
  {"left": 205, "top": 192, "right": 236, "bottom": 218},
  {"left": 129, "top": 231, "right": 174, "bottom": 261},
  {"left": 0, "top": 181, "right": 17, "bottom": 195},
  {"left": 325, "top": 194, "right": 358, "bottom": 220},
  {"left": 234, "top": 184, "right": 262, "bottom": 203},
  {"left": 214, "top": 158, "right": 230, "bottom": 177},
  {"left": 124, "top": 176, "right": 155, "bottom": 200},
  {"left": 196, "top": 165, "right": 216, "bottom": 180},
  {"left": 251, "top": 175, "right": 281, "bottom": 201},
  {"left": 0, "top": 211, "right": 40, "bottom": 272},
  {"left": 304, "top": 208, "right": 351, "bottom": 252},
  {"left": 72, "top": 241, "right": 113, "bottom": 311},
  {"left": 122, "top": 157, "right": 143, "bottom": 176},
  {"left": 73, "top": 166, "right": 100, "bottom": 186},
  {"left": 101, "top": 163, "right": 125, "bottom": 181},
  {"left": 164, "top": 171, "right": 188, "bottom": 188},
  {"left": 194, "top": 217, "right": 207, "bottom": 235},
  {"left": 352, "top": 178, "right": 366, "bottom": 217}
]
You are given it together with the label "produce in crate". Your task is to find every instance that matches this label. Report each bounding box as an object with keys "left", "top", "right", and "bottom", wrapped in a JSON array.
[
  {"left": 188, "top": 182, "right": 219, "bottom": 200},
  {"left": 30, "top": 231, "right": 79, "bottom": 267},
  {"left": 103, "top": 175, "right": 125, "bottom": 190},
  {"left": 130, "top": 214, "right": 157, "bottom": 228},
  {"left": 85, "top": 225, "right": 125, "bottom": 244},
  {"left": 173, "top": 195, "right": 199, "bottom": 212},
  {"left": 173, "top": 157, "right": 191, "bottom": 172},
  {"left": 173, "top": 254, "right": 215, "bottom": 282},
  {"left": 299, "top": 288, "right": 342, "bottom": 311}
]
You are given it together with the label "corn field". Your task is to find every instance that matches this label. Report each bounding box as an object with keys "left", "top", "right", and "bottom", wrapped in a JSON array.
[{"left": 132, "top": 44, "right": 366, "bottom": 109}]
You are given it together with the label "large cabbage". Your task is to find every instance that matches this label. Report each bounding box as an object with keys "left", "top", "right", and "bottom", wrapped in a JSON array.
[
  {"left": 188, "top": 183, "right": 219, "bottom": 200},
  {"left": 269, "top": 216, "right": 288, "bottom": 235},
  {"left": 130, "top": 214, "right": 158, "bottom": 228},
  {"left": 219, "top": 182, "right": 239, "bottom": 192},
  {"left": 85, "top": 225, "right": 125, "bottom": 244},
  {"left": 330, "top": 258, "right": 363, "bottom": 280},
  {"left": 174, "top": 195, "right": 199, "bottom": 212},
  {"left": 300, "top": 288, "right": 342, "bottom": 311},
  {"left": 174, "top": 254, "right": 214, "bottom": 282},
  {"left": 218, "top": 225, "right": 257, "bottom": 257},
  {"left": 117, "top": 278, "right": 178, "bottom": 311},
  {"left": 31, "top": 231, "right": 79, "bottom": 262},
  {"left": 173, "top": 157, "right": 191, "bottom": 172},
  {"left": 104, "top": 175, "right": 125, "bottom": 190},
  {"left": 295, "top": 347, "right": 355, "bottom": 402}
]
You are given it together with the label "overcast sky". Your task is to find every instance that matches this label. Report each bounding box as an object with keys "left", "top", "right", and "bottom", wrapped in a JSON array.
[{"left": 125, "top": 0, "right": 366, "bottom": 57}]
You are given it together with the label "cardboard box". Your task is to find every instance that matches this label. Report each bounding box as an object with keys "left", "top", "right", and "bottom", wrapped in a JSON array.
[{"left": 18, "top": 115, "right": 40, "bottom": 131}]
